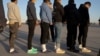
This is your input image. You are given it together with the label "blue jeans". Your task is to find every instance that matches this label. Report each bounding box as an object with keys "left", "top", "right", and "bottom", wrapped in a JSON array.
[{"left": 54, "top": 22, "right": 62, "bottom": 48}]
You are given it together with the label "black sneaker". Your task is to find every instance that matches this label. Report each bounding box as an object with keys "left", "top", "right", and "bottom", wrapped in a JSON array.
[{"left": 68, "top": 48, "right": 79, "bottom": 53}]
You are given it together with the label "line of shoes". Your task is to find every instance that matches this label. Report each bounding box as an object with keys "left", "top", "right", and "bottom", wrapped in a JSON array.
[{"left": 9, "top": 44, "right": 94, "bottom": 54}]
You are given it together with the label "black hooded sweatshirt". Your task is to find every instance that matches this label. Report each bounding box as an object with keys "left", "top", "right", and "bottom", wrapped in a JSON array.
[
  {"left": 78, "top": 4, "right": 90, "bottom": 25},
  {"left": 64, "top": 4, "right": 80, "bottom": 25}
]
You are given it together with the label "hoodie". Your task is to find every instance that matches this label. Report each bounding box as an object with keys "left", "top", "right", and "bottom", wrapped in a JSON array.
[
  {"left": 27, "top": 1, "right": 38, "bottom": 21},
  {"left": 7, "top": 2, "right": 21, "bottom": 25},
  {"left": 40, "top": 3, "right": 52, "bottom": 24},
  {"left": 78, "top": 4, "right": 90, "bottom": 25},
  {"left": 64, "top": 4, "right": 80, "bottom": 25}
]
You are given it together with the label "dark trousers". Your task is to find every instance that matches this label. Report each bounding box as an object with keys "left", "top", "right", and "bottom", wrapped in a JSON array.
[
  {"left": 40, "top": 22, "right": 50, "bottom": 44},
  {"left": 50, "top": 25, "right": 55, "bottom": 42},
  {"left": 9, "top": 22, "right": 19, "bottom": 48},
  {"left": 78, "top": 24, "right": 88, "bottom": 47},
  {"left": 27, "top": 20, "right": 36, "bottom": 49},
  {"left": 67, "top": 24, "right": 77, "bottom": 49}
]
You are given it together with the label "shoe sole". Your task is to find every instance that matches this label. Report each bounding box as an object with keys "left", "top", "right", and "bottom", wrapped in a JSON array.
[
  {"left": 56, "top": 52, "right": 65, "bottom": 54},
  {"left": 27, "top": 52, "right": 38, "bottom": 54}
]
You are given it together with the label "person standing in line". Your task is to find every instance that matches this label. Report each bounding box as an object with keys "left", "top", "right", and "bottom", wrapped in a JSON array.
[
  {"left": 78, "top": 1, "right": 91, "bottom": 53},
  {"left": 45, "top": 2, "right": 55, "bottom": 42},
  {"left": 49, "top": 2, "right": 55, "bottom": 42},
  {"left": 27, "top": 0, "right": 39, "bottom": 54},
  {"left": 7, "top": 0, "right": 21, "bottom": 53},
  {"left": 0, "top": 0, "right": 7, "bottom": 33},
  {"left": 40, "top": 0, "right": 52, "bottom": 52},
  {"left": 64, "top": 0, "right": 80, "bottom": 53},
  {"left": 53, "top": 0, "right": 65, "bottom": 54}
]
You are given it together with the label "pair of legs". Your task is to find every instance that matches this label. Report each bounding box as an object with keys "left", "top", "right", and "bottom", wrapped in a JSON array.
[
  {"left": 78, "top": 24, "right": 91, "bottom": 52},
  {"left": 54, "top": 22, "right": 62, "bottom": 49},
  {"left": 67, "top": 24, "right": 78, "bottom": 51},
  {"left": 27, "top": 20, "right": 36, "bottom": 50},
  {"left": 9, "top": 22, "right": 19, "bottom": 53},
  {"left": 40, "top": 22, "right": 50, "bottom": 52},
  {"left": 41, "top": 22, "right": 65, "bottom": 53},
  {"left": 54, "top": 22, "right": 65, "bottom": 53},
  {"left": 27, "top": 20, "right": 38, "bottom": 54},
  {"left": 40, "top": 22, "right": 63, "bottom": 47},
  {"left": 78, "top": 24, "right": 88, "bottom": 47}
]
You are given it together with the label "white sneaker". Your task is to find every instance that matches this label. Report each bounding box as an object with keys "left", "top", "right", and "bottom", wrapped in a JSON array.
[
  {"left": 56, "top": 48, "right": 65, "bottom": 54},
  {"left": 9, "top": 48, "right": 15, "bottom": 53},
  {"left": 42, "top": 49, "right": 47, "bottom": 52},
  {"left": 82, "top": 48, "right": 91, "bottom": 53},
  {"left": 79, "top": 44, "right": 83, "bottom": 49}
]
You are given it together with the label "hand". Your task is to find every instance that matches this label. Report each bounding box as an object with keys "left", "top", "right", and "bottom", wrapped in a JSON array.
[
  {"left": 50, "top": 23, "right": 53, "bottom": 25},
  {"left": 36, "top": 20, "right": 40, "bottom": 25}
]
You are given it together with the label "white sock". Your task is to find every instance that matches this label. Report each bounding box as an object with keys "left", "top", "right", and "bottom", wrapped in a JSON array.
[
  {"left": 41, "top": 44, "right": 47, "bottom": 52},
  {"left": 54, "top": 43, "right": 57, "bottom": 49},
  {"left": 10, "top": 48, "right": 15, "bottom": 53},
  {"left": 79, "top": 44, "right": 82, "bottom": 49}
]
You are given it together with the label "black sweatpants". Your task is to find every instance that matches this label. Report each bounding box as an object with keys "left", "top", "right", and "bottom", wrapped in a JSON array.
[
  {"left": 40, "top": 22, "right": 50, "bottom": 44},
  {"left": 78, "top": 24, "right": 88, "bottom": 47},
  {"left": 67, "top": 24, "right": 77, "bottom": 49},
  {"left": 27, "top": 20, "right": 36, "bottom": 49}
]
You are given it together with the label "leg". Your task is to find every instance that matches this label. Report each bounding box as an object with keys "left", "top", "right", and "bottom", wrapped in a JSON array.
[
  {"left": 54, "top": 22, "right": 62, "bottom": 48},
  {"left": 54, "top": 22, "right": 65, "bottom": 54},
  {"left": 66, "top": 24, "right": 72, "bottom": 48},
  {"left": 82, "top": 25, "right": 88, "bottom": 47},
  {"left": 27, "top": 20, "right": 36, "bottom": 50},
  {"left": 50, "top": 25, "right": 55, "bottom": 42},
  {"left": 78, "top": 25, "right": 83, "bottom": 45},
  {"left": 40, "top": 22, "right": 49, "bottom": 52},
  {"left": 9, "top": 22, "right": 19, "bottom": 48},
  {"left": 67, "top": 25, "right": 79, "bottom": 53},
  {"left": 81, "top": 25, "right": 91, "bottom": 52},
  {"left": 40, "top": 22, "right": 50, "bottom": 44},
  {"left": 71, "top": 25, "right": 77, "bottom": 49},
  {"left": 46, "top": 27, "right": 50, "bottom": 42},
  {"left": 9, "top": 22, "right": 19, "bottom": 53}
]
